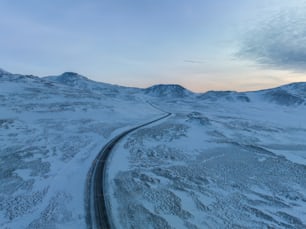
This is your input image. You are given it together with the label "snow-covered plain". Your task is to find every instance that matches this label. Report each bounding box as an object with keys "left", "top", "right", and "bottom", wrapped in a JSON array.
[{"left": 1, "top": 69, "right": 306, "bottom": 228}]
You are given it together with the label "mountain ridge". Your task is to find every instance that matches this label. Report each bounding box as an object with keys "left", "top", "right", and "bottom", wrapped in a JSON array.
[{"left": 1, "top": 68, "right": 305, "bottom": 105}]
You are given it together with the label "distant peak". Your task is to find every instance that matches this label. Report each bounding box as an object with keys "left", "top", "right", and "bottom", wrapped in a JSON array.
[
  {"left": 279, "top": 81, "right": 306, "bottom": 90},
  {"left": 0, "top": 68, "right": 11, "bottom": 75},
  {"left": 145, "top": 84, "right": 192, "bottom": 98},
  {"left": 57, "top": 72, "right": 88, "bottom": 81},
  {"left": 60, "top": 72, "right": 85, "bottom": 78},
  {"left": 61, "top": 71, "right": 79, "bottom": 76},
  {"left": 147, "top": 84, "right": 187, "bottom": 90}
]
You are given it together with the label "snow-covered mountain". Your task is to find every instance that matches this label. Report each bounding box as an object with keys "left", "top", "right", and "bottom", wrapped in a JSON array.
[
  {"left": 44, "top": 71, "right": 122, "bottom": 91},
  {"left": 0, "top": 68, "right": 11, "bottom": 75},
  {"left": 255, "top": 82, "right": 306, "bottom": 106},
  {"left": 198, "top": 90, "right": 251, "bottom": 102},
  {"left": 1, "top": 69, "right": 306, "bottom": 229},
  {"left": 45, "top": 72, "right": 91, "bottom": 86},
  {"left": 144, "top": 84, "right": 193, "bottom": 98},
  {"left": 267, "top": 82, "right": 306, "bottom": 98},
  {"left": 196, "top": 83, "right": 306, "bottom": 106}
]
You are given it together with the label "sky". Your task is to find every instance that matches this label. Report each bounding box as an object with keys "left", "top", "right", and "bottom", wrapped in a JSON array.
[{"left": 0, "top": 0, "right": 306, "bottom": 92}]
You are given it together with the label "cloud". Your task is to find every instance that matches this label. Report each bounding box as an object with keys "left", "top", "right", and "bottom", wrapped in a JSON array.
[
  {"left": 237, "top": 7, "right": 306, "bottom": 72},
  {"left": 184, "top": 59, "right": 205, "bottom": 64}
]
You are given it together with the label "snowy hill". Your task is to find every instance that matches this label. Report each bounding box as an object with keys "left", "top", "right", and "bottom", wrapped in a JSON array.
[
  {"left": 197, "top": 83, "right": 306, "bottom": 106},
  {"left": 198, "top": 90, "right": 251, "bottom": 102},
  {"left": 262, "top": 89, "right": 304, "bottom": 106},
  {"left": 44, "top": 72, "right": 144, "bottom": 100},
  {"left": 269, "top": 82, "right": 306, "bottom": 98},
  {"left": 44, "top": 72, "right": 123, "bottom": 96},
  {"left": 0, "top": 68, "right": 11, "bottom": 75},
  {"left": 254, "top": 82, "right": 306, "bottom": 106},
  {"left": 44, "top": 72, "right": 90, "bottom": 86},
  {"left": 144, "top": 84, "right": 192, "bottom": 98}
]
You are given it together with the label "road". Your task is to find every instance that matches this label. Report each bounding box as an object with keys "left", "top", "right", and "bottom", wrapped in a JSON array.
[{"left": 86, "top": 112, "right": 171, "bottom": 229}]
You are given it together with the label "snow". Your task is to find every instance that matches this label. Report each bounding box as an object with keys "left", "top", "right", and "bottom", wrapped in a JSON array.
[
  {"left": 1, "top": 70, "right": 306, "bottom": 228},
  {"left": 107, "top": 88, "right": 306, "bottom": 228},
  {"left": 0, "top": 73, "right": 162, "bottom": 229}
]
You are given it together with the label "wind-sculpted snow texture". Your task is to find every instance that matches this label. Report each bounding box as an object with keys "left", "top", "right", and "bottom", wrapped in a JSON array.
[
  {"left": 1, "top": 69, "right": 306, "bottom": 228},
  {"left": 108, "top": 94, "right": 306, "bottom": 228}
]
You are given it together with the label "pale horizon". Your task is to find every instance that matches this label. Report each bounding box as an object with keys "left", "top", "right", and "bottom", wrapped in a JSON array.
[{"left": 3, "top": 66, "right": 305, "bottom": 94}]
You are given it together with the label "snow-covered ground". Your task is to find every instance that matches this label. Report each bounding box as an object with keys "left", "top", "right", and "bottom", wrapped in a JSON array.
[
  {"left": 0, "top": 71, "right": 162, "bottom": 229},
  {"left": 107, "top": 91, "right": 306, "bottom": 228},
  {"left": 1, "top": 69, "right": 306, "bottom": 228}
]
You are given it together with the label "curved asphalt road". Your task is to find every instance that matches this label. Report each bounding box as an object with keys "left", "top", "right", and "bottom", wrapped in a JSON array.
[{"left": 86, "top": 112, "right": 171, "bottom": 229}]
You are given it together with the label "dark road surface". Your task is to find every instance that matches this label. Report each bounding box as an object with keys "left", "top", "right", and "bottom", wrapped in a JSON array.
[{"left": 86, "top": 112, "right": 171, "bottom": 229}]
